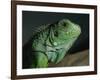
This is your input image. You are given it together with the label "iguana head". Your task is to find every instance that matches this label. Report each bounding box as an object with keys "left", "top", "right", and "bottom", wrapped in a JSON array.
[
  {"left": 47, "top": 19, "right": 81, "bottom": 63},
  {"left": 53, "top": 19, "right": 81, "bottom": 43}
]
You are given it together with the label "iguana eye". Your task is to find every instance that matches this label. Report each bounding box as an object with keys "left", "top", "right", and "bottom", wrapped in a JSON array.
[
  {"left": 54, "top": 31, "right": 58, "bottom": 37},
  {"left": 62, "top": 22, "right": 67, "bottom": 27}
]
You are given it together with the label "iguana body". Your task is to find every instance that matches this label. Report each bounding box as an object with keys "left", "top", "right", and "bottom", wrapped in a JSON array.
[{"left": 31, "top": 19, "right": 81, "bottom": 68}]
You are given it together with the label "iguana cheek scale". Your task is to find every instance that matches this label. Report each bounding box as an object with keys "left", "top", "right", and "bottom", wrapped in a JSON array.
[{"left": 31, "top": 19, "right": 81, "bottom": 68}]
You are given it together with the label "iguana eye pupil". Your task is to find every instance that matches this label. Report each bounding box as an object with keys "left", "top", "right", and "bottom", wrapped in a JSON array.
[
  {"left": 54, "top": 31, "right": 58, "bottom": 37},
  {"left": 63, "top": 22, "right": 66, "bottom": 26}
]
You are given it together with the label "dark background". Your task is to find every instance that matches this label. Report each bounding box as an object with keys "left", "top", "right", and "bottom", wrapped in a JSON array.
[{"left": 22, "top": 11, "right": 89, "bottom": 68}]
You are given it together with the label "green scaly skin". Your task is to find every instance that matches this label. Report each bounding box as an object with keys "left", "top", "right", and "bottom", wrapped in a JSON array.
[{"left": 31, "top": 19, "right": 81, "bottom": 68}]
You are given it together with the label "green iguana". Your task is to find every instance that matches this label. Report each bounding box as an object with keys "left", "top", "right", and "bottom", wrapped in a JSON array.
[{"left": 31, "top": 19, "right": 81, "bottom": 68}]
